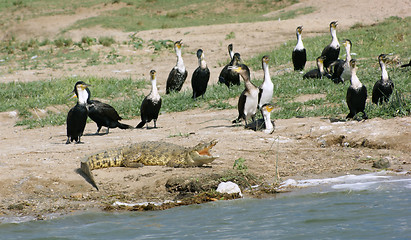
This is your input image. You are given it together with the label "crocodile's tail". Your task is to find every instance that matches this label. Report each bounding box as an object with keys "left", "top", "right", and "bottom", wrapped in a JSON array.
[
  {"left": 81, "top": 160, "right": 99, "bottom": 190},
  {"left": 80, "top": 149, "right": 125, "bottom": 190}
]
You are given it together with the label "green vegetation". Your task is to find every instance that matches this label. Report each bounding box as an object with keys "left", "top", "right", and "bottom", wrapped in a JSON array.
[
  {"left": 0, "top": 35, "right": 175, "bottom": 72},
  {"left": 225, "top": 32, "right": 236, "bottom": 40},
  {"left": 66, "top": 0, "right": 298, "bottom": 32},
  {"left": 233, "top": 157, "right": 248, "bottom": 173},
  {"left": 272, "top": 6, "right": 315, "bottom": 20},
  {"left": 248, "top": 16, "right": 410, "bottom": 67}
]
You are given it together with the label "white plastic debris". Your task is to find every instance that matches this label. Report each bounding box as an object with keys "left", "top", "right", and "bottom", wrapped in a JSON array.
[{"left": 216, "top": 181, "right": 243, "bottom": 197}]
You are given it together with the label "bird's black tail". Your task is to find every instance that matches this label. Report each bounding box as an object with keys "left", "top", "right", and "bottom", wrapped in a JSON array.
[
  {"left": 136, "top": 121, "right": 146, "bottom": 128},
  {"left": 401, "top": 60, "right": 411, "bottom": 68},
  {"left": 218, "top": 76, "right": 226, "bottom": 85},
  {"left": 117, "top": 122, "right": 134, "bottom": 129}
]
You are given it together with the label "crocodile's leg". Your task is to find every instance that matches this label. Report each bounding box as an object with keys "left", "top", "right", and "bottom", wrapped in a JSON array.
[{"left": 122, "top": 153, "right": 145, "bottom": 168}]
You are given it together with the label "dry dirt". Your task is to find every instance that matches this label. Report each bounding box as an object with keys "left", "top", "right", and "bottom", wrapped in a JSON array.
[{"left": 1, "top": 0, "right": 410, "bottom": 220}]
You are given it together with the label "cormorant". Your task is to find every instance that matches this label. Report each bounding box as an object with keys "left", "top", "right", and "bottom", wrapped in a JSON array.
[
  {"left": 230, "top": 64, "right": 259, "bottom": 125},
  {"left": 346, "top": 59, "right": 368, "bottom": 120},
  {"left": 166, "top": 40, "right": 188, "bottom": 94},
  {"left": 372, "top": 54, "right": 394, "bottom": 104},
  {"left": 292, "top": 26, "right": 307, "bottom": 71},
  {"left": 258, "top": 55, "right": 273, "bottom": 109},
  {"left": 218, "top": 44, "right": 241, "bottom": 87},
  {"left": 86, "top": 88, "right": 133, "bottom": 134},
  {"left": 321, "top": 21, "right": 340, "bottom": 69},
  {"left": 66, "top": 81, "right": 89, "bottom": 144},
  {"left": 330, "top": 39, "right": 352, "bottom": 84},
  {"left": 303, "top": 56, "right": 331, "bottom": 79},
  {"left": 245, "top": 104, "right": 275, "bottom": 134},
  {"left": 137, "top": 70, "right": 162, "bottom": 129},
  {"left": 218, "top": 44, "right": 234, "bottom": 86},
  {"left": 191, "top": 49, "right": 210, "bottom": 99}
]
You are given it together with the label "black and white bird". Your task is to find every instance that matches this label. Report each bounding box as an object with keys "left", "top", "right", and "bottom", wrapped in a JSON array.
[
  {"left": 346, "top": 59, "right": 368, "bottom": 120},
  {"left": 86, "top": 89, "right": 133, "bottom": 134},
  {"left": 230, "top": 64, "right": 259, "bottom": 125},
  {"left": 137, "top": 70, "right": 162, "bottom": 129},
  {"left": 258, "top": 55, "right": 273, "bottom": 109},
  {"left": 245, "top": 104, "right": 275, "bottom": 134},
  {"left": 66, "top": 81, "right": 89, "bottom": 144},
  {"left": 191, "top": 49, "right": 210, "bottom": 99},
  {"left": 321, "top": 21, "right": 340, "bottom": 69},
  {"left": 330, "top": 39, "right": 352, "bottom": 84},
  {"left": 292, "top": 26, "right": 307, "bottom": 71},
  {"left": 372, "top": 54, "right": 394, "bottom": 104},
  {"left": 166, "top": 40, "right": 188, "bottom": 94},
  {"left": 303, "top": 56, "right": 331, "bottom": 79},
  {"left": 219, "top": 44, "right": 241, "bottom": 87}
]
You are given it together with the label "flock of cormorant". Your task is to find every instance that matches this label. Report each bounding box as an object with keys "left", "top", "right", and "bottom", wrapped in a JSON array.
[
  {"left": 66, "top": 21, "right": 406, "bottom": 144},
  {"left": 293, "top": 21, "right": 400, "bottom": 121}
]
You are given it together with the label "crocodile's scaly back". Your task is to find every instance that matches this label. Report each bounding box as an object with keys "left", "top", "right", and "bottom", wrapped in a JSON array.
[{"left": 123, "top": 141, "right": 189, "bottom": 166}]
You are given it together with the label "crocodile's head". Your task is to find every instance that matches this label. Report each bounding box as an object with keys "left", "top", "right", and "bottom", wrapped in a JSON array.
[{"left": 187, "top": 140, "right": 218, "bottom": 166}]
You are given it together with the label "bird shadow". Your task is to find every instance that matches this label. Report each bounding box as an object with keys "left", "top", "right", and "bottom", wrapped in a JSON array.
[
  {"left": 202, "top": 124, "right": 243, "bottom": 129},
  {"left": 84, "top": 132, "right": 107, "bottom": 136}
]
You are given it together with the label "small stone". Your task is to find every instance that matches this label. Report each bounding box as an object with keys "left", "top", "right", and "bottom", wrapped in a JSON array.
[
  {"left": 372, "top": 159, "right": 390, "bottom": 169},
  {"left": 70, "top": 193, "right": 83, "bottom": 199}
]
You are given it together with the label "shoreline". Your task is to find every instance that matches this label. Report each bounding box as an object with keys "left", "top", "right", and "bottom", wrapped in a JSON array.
[{"left": 1, "top": 170, "right": 410, "bottom": 224}]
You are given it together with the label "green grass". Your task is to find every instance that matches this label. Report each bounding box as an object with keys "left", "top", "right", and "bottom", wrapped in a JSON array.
[
  {"left": 0, "top": 16, "right": 410, "bottom": 128},
  {"left": 272, "top": 6, "right": 315, "bottom": 20},
  {"left": 248, "top": 16, "right": 410, "bottom": 68},
  {"left": 66, "top": 0, "right": 298, "bottom": 32}
]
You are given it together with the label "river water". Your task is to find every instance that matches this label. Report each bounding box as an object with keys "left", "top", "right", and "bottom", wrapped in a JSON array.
[{"left": 1, "top": 172, "right": 410, "bottom": 240}]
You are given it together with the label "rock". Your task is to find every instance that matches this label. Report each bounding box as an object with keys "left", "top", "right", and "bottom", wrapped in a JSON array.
[
  {"left": 70, "top": 193, "right": 83, "bottom": 199},
  {"left": 216, "top": 181, "right": 243, "bottom": 197},
  {"left": 372, "top": 158, "right": 390, "bottom": 169}
]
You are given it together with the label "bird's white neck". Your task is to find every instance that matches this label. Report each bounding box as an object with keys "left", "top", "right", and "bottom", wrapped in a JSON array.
[
  {"left": 77, "top": 88, "right": 88, "bottom": 105},
  {"left": 150, "top": 78, "right": 160, "bottom": 102},
  {"left": 243, "top": 75, "right": 255, "bottom": 90},
  {"left": 229, "top": 49, "right": 234, "bottom": 60},
  {"left": 318, "top": 61, "right": 325, "bottom": 75},
  {"left": 263, "top": 110, "right": 273, "bottom": 132},
  {"left": 345, "top": 44, "right": 351, "bottom": 62},
  {"left": 263, "top": 62, "right": 272, "bottom": 85},
  {"left": 380, "top": 62, "right": 389, "bottom": 82},
  {"left": 176, "top": 47, "right": 185, "bottom": 73},
  {"left": 330, "top": 28, "right": 339, "bottom": 48},
  {"left": 151, "top": 78, "right": 158, "bottom": 94},
  {"left": 350, "top": 67, "right": 362, "bottom": 89},
  {"left": 199, "top": 57, "right": 207, "bottom": 69},
  {"left": 294, "top": 33, "right": 304, "bottom": 51}
]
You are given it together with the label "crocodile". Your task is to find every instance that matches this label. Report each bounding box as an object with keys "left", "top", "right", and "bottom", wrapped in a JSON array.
[{"left": 81, "top": 140, "right": 218, "bottom": 190}]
